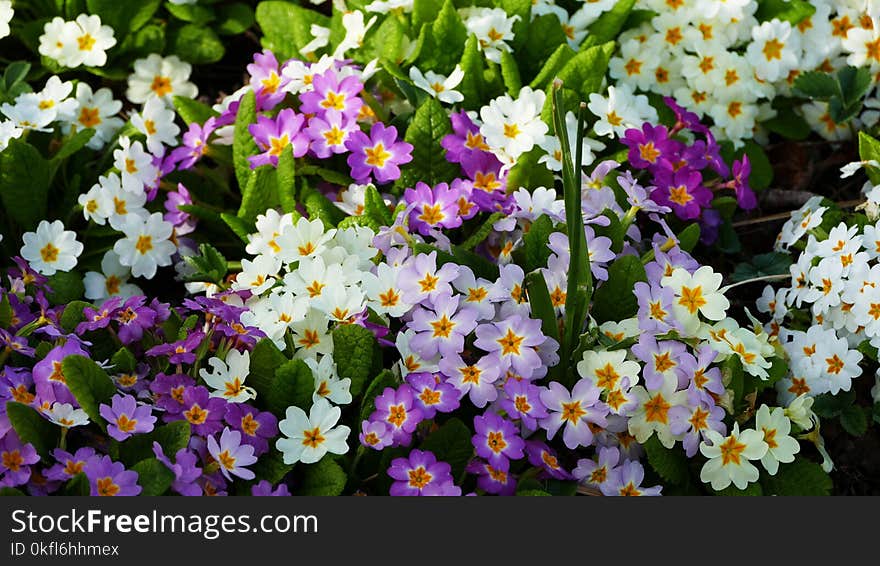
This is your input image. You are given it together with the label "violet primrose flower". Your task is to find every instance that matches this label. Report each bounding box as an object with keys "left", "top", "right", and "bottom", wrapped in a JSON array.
[
  {"left": 84, "top": 456, "right": 141, "bottom": 496},
  {"left": 248, "top": 108, "right": 309, "bottom": 168},
  {"left": 99, "top": 393, "right": 157, "bottom": 441},
  {"left": 345, "top": 122, "right": 413, "bottom": 184},
  {"left": 388, "top": 449, "right": 460, "bottom": 496}
]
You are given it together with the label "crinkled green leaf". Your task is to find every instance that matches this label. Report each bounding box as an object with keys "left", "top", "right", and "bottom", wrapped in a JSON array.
[
  {"left": 582, "top": 0, "right": 636, "bottom": 48},
  {"left": 174, "top": 95, "right": 219, "bottom": 126},
  {"left": 255, "top": 1, "right": 330, "bottom": 60},
  {"left": 529, "top": 43, "right": 576, "bottom": 91},
  {"left": 840, "top": 405, "right": 869, "bottom": 437},
  {"left": 761, "top": 459, "right": 832, "bottom": 495},
  {"left": 499, "top": 49, "right": 522, "bottom": 93},
  {"left": 60, "top": 300, "right": 90, "bottom": 333},
  {"left": 590, "top": 254, "right": 647, "bottom": 324},
  {"left": 86, "top": 0, "right": 160, "bottom": 36},
  {"left": 394, "top": 97, "right": 458, "bottom": 192},
  {"left": 0, "top": 139, "right": 49, "bottom": 230},
  {"left": 170, "top": 24, "right": 225, "bottom": 64},
  {"left": 247, "top": 338, "right": 287, "bottom": 403},
  {"left": 332, "top": 324, "right": 377, "bottom": 397},
  {"left": 756, "top": 0, "right": 816, "bottom": 24},
  {"left": 419, "top": 417, "right": 472, "bottom": 479},
  {"left": 217, "top": 2, "right": 256, "bottom": 36},
  {"left": 298, "top": 457, "right": 347, "bottom": 496},
  {"left": 6, "top": 401, "right": 60, "bottom": 460},
  {"left": 556, "top": 41, "right": 615, "bottom": 101},
  {"left": 131, "top": 458, "right": 174, "bottom": 496},
  {"left": 61, "top": 355, "right": 117, "bottom": 427},
  {"left": 276, "top": 149, "right": 297, "bottom": 214},
  {"left": 268, "top": 359, "right": 315, "bottom": 418},
  {"left": 233, "top": 89, "right": 259, "bottom": 190},
  {"left": 238, "top": 165, "right": 279, "bottom": 223},
  {"left": 643, "top": 435, "right": 689, "bottom": 485},
  {"left": 52, "top": 129, "right": 95, "bottom": 161},
  {"left": 458, "top": 34, "right": 485, "bottom": 108}
]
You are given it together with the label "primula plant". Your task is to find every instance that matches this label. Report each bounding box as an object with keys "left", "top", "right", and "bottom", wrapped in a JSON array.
[{"left": 0, "top": 0, "right": 878, "bottom": 496}]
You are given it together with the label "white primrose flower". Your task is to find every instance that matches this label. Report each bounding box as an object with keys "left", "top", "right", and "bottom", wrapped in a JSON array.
[
  {"left": 275, "top": 217, "right": 337, "bottom": 264},
  {"left": 126, "top": 54, "right": 198, "bottom": 105},
  {"left": 333, "top": 11, "right": 377, "bottom": 59},
  {"left": 304, "top": 355, "right": 352, "bottom": 406},
  {"left": 42, "top": 402, "right": 90, "bottom": 428},
  {"left": 246, "top": 209, "right": 295, "bottom": 257},
  {"left": 699, "top": 423, "right": 768, "bottom": 491},
  {"left": 409, "top": 65, "right": 465, "bottom": 104},
  {"left": 200, "top": 350, "right": 256, "bottom": 403},
  {"left": 64, "top": 82, "right": 123, "bottom": 149},
  {"left": 131, "top": 96, "right": 181, "bottom": 155},
  {"left": 479, "top": 86, "right": 548, "bottom": 165},
  {"left": 661, "top": 266, "right": 730, "bottom": 333},
  {"left": 113, "top": 212, "right": 177, "bottom": 279},
  {"left": 366, "top": 0, "right": 413, "bottom": 13},
  {"left": 83, "top": 250, "right": 142, "bottom": 303},
  {"left": 587, "top": 84, "right": 657, "bottom": 139},
  {"left": 754, "top": 405, "right": 800, "bottom": 476},
  {"left": 113, "top": 136, "right": 158, "bottom": 194},
  {"left": 60, "top": 14, "right": 116, "bottom": 68},
  {"left": 301, "top": 24, "right": 330, "bottom": 55},
  {"left": 0, "top": 97, "right": 54, "bottom": 131},
  {"left": 26, "top": 76, "right": 78, "bottom": 124},
  {"left": 537, "top": 110, "right": 605, "bottom": 172},
  {"left": 746, "top": 19, "right": 800, "bottom": 83},
  {"left": 233, "top": 254, "right": 282, "bottom": 295},
  {"left": 0, "top": 1, "right": 12, "bottom": 40},
  {"left": 98, "top": 172, "right": 149, "bottom": 231},
  {"left": 0, "top": 119, "right": 23, "bottom": 151},
  {"left": 463, "top": 7, "right": 520, "bottom": 63},
  {"left": 290, "top": 309, "right": 334, "bottom": 359},
  {"left": 38, "top": 17, "right": 76, "bottom": 64},
  {"left": 276, "top": 397, "right": 350, "bottom": 465},
  {"left": 20, "top": 220, "right": 83, "bottom": 276}
]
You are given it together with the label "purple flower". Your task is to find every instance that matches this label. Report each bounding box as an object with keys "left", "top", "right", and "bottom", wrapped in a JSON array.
[
  {"left": 178, "top": 386, "right": 226, "bottom": 436},
  {"left": 150, "top": 372, "right": 195, "bottom": 415},
  {"left": 164, "top": 183, "right": 196, "bottom": 235},
  {"left": 731, "top": 155, "right": 756, "bottom": 210},
  {"left": 76, "top": 296, "right": 121, "bottom": 333},
  {"left": 702, "top": 130, "right": 729, "bottom": 177},
  {"left": 466, "top": 460, "right": 516, "bottom": 495},
  {"left": 621, "top": 123, "right": 676, "bottom": 170},
  {"left": 146, "top": 331, "right": 204, "bottom": 365},
  {"left": 114, "top": 296, "right": 157, "bottom": 344},
  {"left": 473, "top": 412, "right": 524, "bottom": 470},
  {"left": 524, "top": 440, "right": 571, "bottom": 480},
  {"left": 632, "top": 336, "right": 687, "bottom": 390},
  {"left": 473, "top": 316, "right": 546, "bottom": 379},
  {"left": 248, "top": 50, "right": 288, "bottom": 110},
  {"left": 405, "top": 372, "right": 460, "bottom": 419},
  {"left": 635, "top": 281, "right": 681, "bottom": 334},
  {"left": 46, "top": 447, "right": 99, "bottom": 481},
  {"left": 170, "top": 118, "right": 216, "bottom": 170},
  {"left": 359, "top": 420, "right": 393, "bottom": 450},
  {"left": 669, "top": 400, "right": 727, "bottom": 457},
  {"left": 252, "top": 480, "right": 290, "bottom": 496},
  {"left": 299, "top": 69, "right": 363, "bottom": 119},
  {"left": 500, "top": 379, "right": 548, "bottom": 431},
  {"left": 651, "top": 167, "right": 711, "bottom": 220},
  {"left": 404, "top": 181, "right": 465, "bottom": 235},
  {"left": 99, "top": 393, "right": 157, "bottom": 441},
  {"left": 600, "top": 460, "right": 662, "bottom": 496},
  {"left": 664, "top": 96, "right": 707, "bottom": 134},
  {"left": 0, "top": 328, "right": 34, "bottom": 357},
  {"left": 345, "top": 122, "right": 413, "bottom": 184},
  {"left": 388, "top": 449, "right": 460, "bottom": 496},
  {"left": 33, "top": 341, "right": 87, "bottom": 406},
  {"left": 539, "top": 379, "right": 608, "bottom": 449},
  {"left": 439, "top": 354, "right": 501, "bottom": 409},
  {"left": 397, "top": 251, "right": 460, "bottom": 304},
  {"left": 681, "top": 345, "right": 725, "bottom": 404},
  {"left": 0, "top": 432, "right": 39, "bottom": 487},
  {"left": 208, "top": 427, "right": 258, "bottom": 481},
  {"left": 573, "top": 445, "right": 621, "bottom": 489},
  {"left": 369, "top": 385, "right": 423, "bottom": 446},
  {"left": 153, "top": 443, "right": 203, "bottom": 496},
  {"left": 248, "top": 108, "right": 309, "bottom": 168},
  {"left": 441, "top": 110, "right": 489, "bottom": 164},
  {"left": 224, "top": 403, "right": 278, "bottom": 456},
  {"left": 84, "top": 456, "right": 142, "bottom": 496},
  {"left": 460, "top": 150, "right": 507, "bottom": 211},
  {"left": 305, "top": 109, "right": 357, "bottom": 158},
  {"left": 408, "top": 293, "right": 478, "bottom": 359}
]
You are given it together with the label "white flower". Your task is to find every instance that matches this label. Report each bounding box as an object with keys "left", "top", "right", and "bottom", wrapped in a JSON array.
[
  {"left": 362, "top": 262, "right": 413, "bottom": 318},
  {"left": 802, "top": 101, "right": 850, "bottom": 142},
  {"left": 83, "top": 250, "right": 141, "bottom": 303},
  {"left": 200, "top": 350, "right": 256, "bottom": 403},
  {"left": 662, "top": 266, "right": 730, "bottom": 333},
  {"left": 60, "top": 14, "right": 116, "bottom": 68},
  {"left": 113, "top": 212, "right": 177, "bottom": 279},
  {"left": 333, "top": 11, "right": 377, "bottom": 58},
  {"left": 38, "top": 17, "right": 76, "bottom": 64},
  {"left": 20, "top": 220, "right": 83, "bottom": 275},
  {"left": 0, "top": 97, "right": 54, "bottom": 131},
  {"left": 30, "top": 75, "right": 78, "bottom": 123},
  {"left": 246, "top": 209, "right": 295, "bottom": 256},
  {"left": 301, "top": 24, "right": 330, "bottom": 55},
  {"left": 537, "top": 110, "right": 605, "bottom": 171},
  {"left": 64, "top": 82, "right": 123, "bottom": 149},
  {"left": 842, "top": 24, "right": 880, "bottom": 70},
  {"left": 0, "top": 119, "right": 23, "bottom": 151},
  {"left": 464, "top": 7, "right": 520, "bottom": 64},
  {"left": 289, "top": 309, "right": 334, "bottom": 359},
  {"left": 126, "top": 54, "right": 198, "bottom": 105},
  {"left": 699, "top": 422, "right": 768, "bottom": 491},
  {"left": 131, "top": 96, "right": 180, "bottom": 154},
  {"left": 587, "top": 84, "right": 656, "bottom": 139},
  {"left": 479, "top": 86, "right": 548, "bottom": 164},
  {"left": 746, "top": 20, "right": 800, "bottom": 83},
  {"left": 0, "top": 1, "right": 12, "bottom": 40},
  {"left": 276, "top": 217, "right": 336, "bottom": 264},
  {"left": 42, "top": 402, "right": 90, "bottom": 428},
  {"left": 366, "top": 0, "right": 412, "bottom": 13},
  {"left": 305, "top": 355, "right": 352, "bottom": 406},
  {"left": 755, "top": 404, "right": 800, "bottom": 475},
  {"left": 409, "top": 65, "right": 465, "bottom": 104},
  {"left": 577, "top": 349, "right": 641, "bottom": 392},
  {"left": 609, "top": 38, "right": 661, "bottom": 92},
  {"left": 98, "top": 172, "right": 148, "bottom": 230},
  {"left": 627, "top": 373, "right": 688, "bottom": 448},
  {"left": 233, "top": 254, "right": 281, "bottom": 295},
  {"left": 276, "top": 397, "right": 350, "bottom": 465},
  {"left": 113, "top": 136, "right": 158, "bottom": 193},
  {"left": 783, "top": 394, "right": 816, "bottom": 430}
]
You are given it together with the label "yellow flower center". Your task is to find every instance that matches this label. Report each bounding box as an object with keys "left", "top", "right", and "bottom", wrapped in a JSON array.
[
  {"left": 135, "top": 235, "right": 153, "bottom": 255},
  {"left": 40, "top": 243, "right": 59, "bottom": 263}
]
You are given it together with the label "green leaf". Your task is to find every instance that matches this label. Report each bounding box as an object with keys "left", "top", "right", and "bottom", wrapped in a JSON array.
[
  {"left": 761, "top": 459, "right": 832, "bottom": 495},
  {"left": 419, "top": 417, "right": 472, "bottom": 479},
  {"left": 267, "top": 359, "right": 314, "bottom": 418},
  {"left": 117, "top": 420, "right": 191, "bottom": 467},
  {"left": 525, "top": 270, "right": 561, "bottom": 355},
  {"left": 521, "top": 214, "right": 555, "bottom": 273},
  {"left": 276, "top": 149, "right": 297, "bottom": 214},
  {"left": 217, "top": 2, "right": 256, "bottom": 36},
  {"left": 0, "top": 139, "right": 50, "bottom": 230},
  {"left": 677, "top": 223, "right": 701, "bottom": 253},
  {"left": 359, "top": 370, "right": 398, "bottom": 423},
  {"left": 6, "top": 401, "right": 60, "bottom": 460},
  {"left": 499, "top": 50, "right": 522, "bottom": 93},
  {"left": 255, "top": 1, "right": 330, "bottom": 60},
  {"left": 3, "top": 61, "right": 31, "bottom": 90},
  {"left": 169, "top": 24, "right": 225, "bottom": 64},
  {"left": 116, "top": 23, "right": 165, "bottom": 59},
  {"left": 792, "top": 71, "right": 839, "bottom": 100},
  {"left": 46, "top": 272, "right": 84, "bottom": 306},
  {"left": 517, "top": 489, "right": 552, "bottom": 496},
  {"left": 394, "top": 97, "right": 458, "bottom": 192},
  {"left": 0, "top": 487, "right": 26, "bottom": 496},
  {"left": 458, "top": 34, "right": 485, "bottom": 108},
  {"left": 763, "top": 104, "right": 811, "bottom": 141},
  {"left": 840, "top": 405, "right": 869, "bottom": 437},
  {"left": 59, "top": 300, "right": 90, "bottom": 333},
  {"left": 238, "top": 165, "right": 279, "bottom": 223},
  {"left": 582, "top": 0, "right": 636, "bottom": 48},
  {"left": 643, "top": 435, "right": 689, "bottom": 485},
  {"left": 52, "top": 129, "right": 95, "bottom": 161},
  {"left": 165, "top": 2, "right": 215, "bottom": 25},
  {"left": 419, "top": 0, "right": 467, "bottom": 74},
  {"left": 590, "top": 255, "right": 647, "bottom": 324},
  {"left": 731, "top": 252, "right": 792, "bottom": 283},
  {"left": 755, "top": 0, "right": 816, "bottom": 25},
  {"left": 233, "top": 89, "right": 259, "bottom": 190},
  {"left": 303, "top": 188, "right": 345, "bottom": 229},
  {"left": 412, "top": 0, "right": 444, "bottom": 31},
  {"left": 109, "top": 347, "right": 137, "bottom": 375},
  {"left": 837, "top": 66, "right": 872, "bottom": 106},
  {"left": 61, "top": 473, "right": 90, "bottom": 496},
  {"left": 332, "top": 324, "right": 377, "bottom": 397},
  {"left": 505, "top": 147, "right": 556, "bottom": 193},
  {"left": 297, "top": 458, "right": 347, "bottom": 496},
  {"left": 61, "top": 355, "right": 117, "bottom": 427},
  {"left": 221, "top": 212, "right": 254, "bottom": 244},
  {"left": 858, "top": 131, "right": 880, "bottom": 185},
  {"left": 556, "top": 42, "right": 616, "bottom": 100},
  {"left": 247, "top": 339, "right": 287, "bottom": 404},
  {"left": 173, "top": 95, "right": 219, "bottom": 126},
  {"left": 251, "top": 450, "right": 293, "bottom": 484},
  {"left": 720, "top": 139, "right": 773, "bottom": 191},
  {"left": 363, "top": 184, "right": 393, "bottom": 227},
  {"left": 0, "top": 294, "right": 12, "bottom": 329},
  {"left": 182, "top": 243, "right": 228, "bottom": 284},
  {"left": 529, "top": 43, "right": 576, "bottom": 90},
  {"left": 131, "top": 458, "right": 174, "bottom": 496},
  {"left": 461, "top": 212, "right": 504, "bottom": 251},
  {"left": 86, "top": 0, "right": 160, "bottom": 36},
  {"left": 518, "top": 14, "right": 567, "bottom": 83}
]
